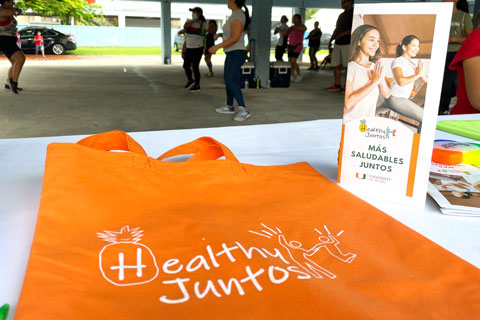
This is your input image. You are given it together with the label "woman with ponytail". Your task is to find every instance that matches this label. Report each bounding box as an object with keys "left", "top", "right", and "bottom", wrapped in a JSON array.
[
  {"left": 384, "top": 35, "right": 426, "bottom": 128},
  {"left": 209, "top": 0, "right": 251, "bottom": 121},
  {"left": 183, "top": 6, "right": 208, "bottom": 92}
]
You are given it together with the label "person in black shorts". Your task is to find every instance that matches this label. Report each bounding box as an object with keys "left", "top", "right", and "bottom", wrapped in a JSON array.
[
  {"left": 0, "top": 0, "right": 25, "bottom": 94},
  {"left": 285, "top": 14, "right": 307, "bottom": 83},
  {"left": 204, "top": 20, "right": 218, "bottom": 77}
]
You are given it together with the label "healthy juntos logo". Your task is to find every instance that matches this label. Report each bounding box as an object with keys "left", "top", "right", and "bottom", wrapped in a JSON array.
[
  {"left": 359, "top": 119, "right": 397, "bottom": 139},
  {"left": 359, "top": 119, "right": 367, "bottom": 132},
  {"left": 98, "top": 224, "right": 356, "bottom": 304},
  {"left": 97, "top": 226, "right": 159, "bottom": 286}
]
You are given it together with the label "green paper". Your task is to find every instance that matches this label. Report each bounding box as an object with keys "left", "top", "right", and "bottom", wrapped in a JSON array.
[
  {"left": 0, "top": 304, "right": 9, "bottom": 320},
  {"left": 437, "top": 120, "right": 480, "bottom": 141}
]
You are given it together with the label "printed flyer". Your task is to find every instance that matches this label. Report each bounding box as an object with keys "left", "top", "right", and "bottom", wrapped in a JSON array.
[
  {"left": 428, "top": 162, "right": 480, "bottom": 216},
  {"left": 337, "top": 3, "right": 452, "bottom": 207}
]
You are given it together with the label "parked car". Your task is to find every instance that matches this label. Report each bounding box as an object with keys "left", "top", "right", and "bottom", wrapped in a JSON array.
[
  {"left": 173, "top": 32, "right": 184, "bottom": 52},
  {"left": 321, "top": 33, "right": 332, "bottom": 50},
  {"left": 302, "top": 32, "right": 332, "bottom": 50},
  {"left": 19, "top": 27, "right": 77, "bottom": 55}
]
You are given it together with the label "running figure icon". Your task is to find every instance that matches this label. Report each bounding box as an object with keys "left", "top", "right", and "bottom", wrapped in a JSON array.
[{"left": 249, "top": 223, "right": 356, "bottom": 279}]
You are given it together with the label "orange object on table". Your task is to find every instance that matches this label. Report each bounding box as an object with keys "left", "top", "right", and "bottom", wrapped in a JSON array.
[{"left": 16, "top": 131, "right": 480, "bottom": 319}]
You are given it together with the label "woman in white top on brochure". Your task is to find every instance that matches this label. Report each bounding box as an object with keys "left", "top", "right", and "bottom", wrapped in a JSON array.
[{"left": 385, "top": 35, "right": 427, "bottom": 126}]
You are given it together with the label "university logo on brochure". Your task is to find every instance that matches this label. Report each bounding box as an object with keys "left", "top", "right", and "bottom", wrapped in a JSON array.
[{"left": 97, "top": 224, "right": 357, "bottom": 304}]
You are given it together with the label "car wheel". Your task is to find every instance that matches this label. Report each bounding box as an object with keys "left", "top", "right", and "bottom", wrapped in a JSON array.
[
  {"left": 52, "top": 43, "right": 65, "bottom": 55},
  {"left": 174, "top": 43, "right": 179, "bottom": 52}
]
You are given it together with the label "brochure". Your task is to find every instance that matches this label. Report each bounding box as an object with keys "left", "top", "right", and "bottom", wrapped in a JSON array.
[
  {"left": 337, "top": 3, "right": 453, "bottom": 208},
  {"left": 428, "top": 162, "right": 480, "bottom": 216}
]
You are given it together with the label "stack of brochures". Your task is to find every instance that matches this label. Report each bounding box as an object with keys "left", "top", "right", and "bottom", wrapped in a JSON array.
[{"left": 428, "top": 162, "right": 480, "bottom": 216}]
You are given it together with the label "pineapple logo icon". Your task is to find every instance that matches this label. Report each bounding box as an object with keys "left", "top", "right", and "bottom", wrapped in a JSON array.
[
  {"left": 97, "top": 226, "right": 159, "bottom": 287},
  {"left": 359, "top": 119, "right": 367, "bottom": 132}
]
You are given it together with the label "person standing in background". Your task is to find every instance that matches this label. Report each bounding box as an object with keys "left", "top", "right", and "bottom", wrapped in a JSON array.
[
  {"left": 449, "top": 28, "right": 480, "bottom": 114},
  {"left": 285, "top": 14, "right": 307, "bottom": 83},
  {"left": 209, "top": 0, "right": 251, "bottom": 121},
  {"left": 204, "top": 20, "right": 218, "bottom": 77},
  {"left": 183, "top": 7, "right": 207, "bottom": 92},
  {"left": 34, "top": 31, "right": 46, "bottom": 59},
  {"left": 438, "top": 0, "right": 473, "bottom": 114},
  {"left": 307, "top": 21, "right": 322, "bottom": 70},
  {"left": 326, "top": 0, "right": 354, "bottom": 92},
  {"left": 274, "top": 15, "right": 289, "bottom": 62}
]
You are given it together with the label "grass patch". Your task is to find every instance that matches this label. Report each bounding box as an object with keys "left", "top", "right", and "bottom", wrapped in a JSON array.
[
  {"left": 66, "top": 47, "right": 330, "bottom": 57},
  {"left": 67, "top": 46, "right": 165, "bottom": 55},
  {"left": 67, "top": 46, "right": 227, "bottom": 56}
]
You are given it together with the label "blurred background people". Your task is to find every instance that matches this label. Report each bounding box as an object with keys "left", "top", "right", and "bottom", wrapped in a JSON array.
[
  {"left": 274, "top": 15, "right": 289, "bottom": 62},
  {"left": 204, "top": 19, "right": 218, "bottom": 77},
  {"left": 438, "top": 0, "right": 473, "bottom": 114},
  {"left": 209, "top": 0, "right": 251, "bottom": 121},
  {"left": 449, "top": 28, "right": 480, "bottom": 114},
  {"left": 0, "top": 0, "right": 25, "bottom": 94},
  {"left": 326, "top": 0, "right": 354, "bottom": 92},
  {"left": 183, "top": 6, "right": 207, "bottom": 92},
  {"left": 307, "top": 21, "right": 322, "bottom": 70},
  {"left": 285, "top": 14, "right": 307, "bottom": 83}
]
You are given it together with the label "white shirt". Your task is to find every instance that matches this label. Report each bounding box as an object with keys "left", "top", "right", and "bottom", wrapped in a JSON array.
[
  {"left": 185, "top": 20, "right": 207, "bottom": 49},
  {"left": 344, "top": 61, "right": 379, "bottom": 123},
  {"left": 277, "top": 23, "right": 289, "bottom": 46},
  {"left": 390, "top": 56, "right": 417, "bottom": 99},
  {"left": 223, "top": 9, "right": 246, "bottom": 53}
]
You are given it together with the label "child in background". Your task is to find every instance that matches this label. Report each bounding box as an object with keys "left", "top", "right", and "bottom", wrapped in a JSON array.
[
  {"left": 34, "top": 31, "right": 46, "bottom": 59},
  {"left": 204, "top": 20, "right": 218, "bottom": 77},
  {"left": 343, "top": 24, "right": 390, "bottom": 123}
]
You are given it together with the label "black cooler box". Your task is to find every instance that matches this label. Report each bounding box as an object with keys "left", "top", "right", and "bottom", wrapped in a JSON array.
[
  {"left": 240, "top": 62, "right": 255, "bottom": 88},
  {"left": 270, "top": 62, "right": 291, "bottom": 88}
]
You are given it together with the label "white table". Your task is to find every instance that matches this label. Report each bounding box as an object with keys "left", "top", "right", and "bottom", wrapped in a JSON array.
[{"left": 1, "top": 114, "right": 479, "bottom": 319}]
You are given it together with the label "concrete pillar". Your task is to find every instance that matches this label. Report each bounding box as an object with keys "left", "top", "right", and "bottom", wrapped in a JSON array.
[
  {"left": 251, "top": 0, "right": 273, "bottom": 88},
  {"left": 118, "top": 13, "right": 126, "bottom": 28},
  {"left": 293, "top": 7, "right": 306, "bottom": 62},
  {"left": 161, "top": 0, "right": 172, "bottom": 64},
  {"left": 293, "top": 7, "right": 306, "bottom": 24},
  {"left": 474, "top": 0, "right": 480, "bottom": 27}
]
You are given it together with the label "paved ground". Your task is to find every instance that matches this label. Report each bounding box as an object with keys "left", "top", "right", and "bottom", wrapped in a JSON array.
[{"left": 0, "top": 55, "right": 345, "bottom": 139}]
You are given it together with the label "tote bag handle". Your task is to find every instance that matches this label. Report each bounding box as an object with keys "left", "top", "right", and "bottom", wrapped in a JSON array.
[
  {"left": 158, "top": 137, "right": 240, "bottom": 162},
  {"left": 77, "top": 130, "right": 147, "bottom": 156}
]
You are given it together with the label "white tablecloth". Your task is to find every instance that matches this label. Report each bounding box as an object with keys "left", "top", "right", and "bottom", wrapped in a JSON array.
[{"left": 1, "top": 114, "right": 479, "bottom": 319}]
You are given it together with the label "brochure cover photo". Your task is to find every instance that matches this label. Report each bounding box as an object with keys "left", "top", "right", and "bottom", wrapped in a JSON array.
[{"left": 337, "top": 3, "right": 452, "bottom": 207}]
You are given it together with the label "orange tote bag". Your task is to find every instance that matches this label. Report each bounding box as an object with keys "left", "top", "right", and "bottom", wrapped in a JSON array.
[{"left": 16, "top": 131, "right": 480, "bottom": 319}]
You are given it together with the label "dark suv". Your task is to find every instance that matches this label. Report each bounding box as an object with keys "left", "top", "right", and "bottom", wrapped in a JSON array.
[{"left": 19, "top": 27, "right": 77, "bottom": 55}]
